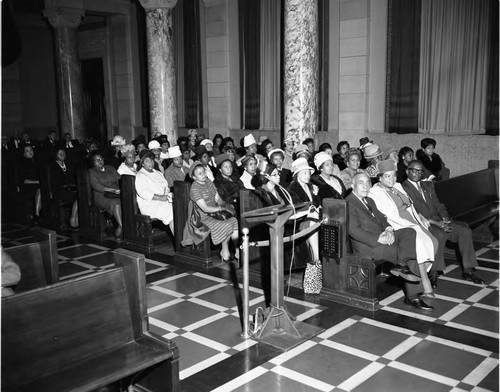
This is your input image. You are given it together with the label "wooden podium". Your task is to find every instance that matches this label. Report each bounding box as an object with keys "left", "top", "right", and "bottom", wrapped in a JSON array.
[{"left": 242, "top": 203, "right": 324, "bottom": 351}]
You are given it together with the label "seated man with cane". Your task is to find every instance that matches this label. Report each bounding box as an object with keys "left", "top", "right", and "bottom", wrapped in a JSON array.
[{"left": 346, "top": 172, "right": 433, "bottom": 311}]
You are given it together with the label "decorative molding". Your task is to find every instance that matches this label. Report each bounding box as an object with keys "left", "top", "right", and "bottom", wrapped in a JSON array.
[
  {"left": 44, "top": 8, "right": 84, "bottom": 28},
  {"left": 78, "top": 34, "right": 107, "bottom": 51},
  {"left": 138, "top": 0, "right": 177, "bottom": 10}
]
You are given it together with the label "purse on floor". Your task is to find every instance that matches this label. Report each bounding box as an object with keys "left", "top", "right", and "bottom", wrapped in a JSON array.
[{"left": 303, "top": 260, "right": 322, "bottom": 294}]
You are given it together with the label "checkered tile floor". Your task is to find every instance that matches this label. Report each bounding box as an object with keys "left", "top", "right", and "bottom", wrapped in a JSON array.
[{"left": 2, "top": 223, "right": 498, "bottom": 392}]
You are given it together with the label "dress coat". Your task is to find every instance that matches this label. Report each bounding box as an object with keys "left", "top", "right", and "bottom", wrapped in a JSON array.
[
  {"left": 369, "top": 182, "right": 437, "bottom": 265},
  {"left": 135, "top": 167, "right": 173, "bottom": 225},
  {"left": 287, "top": 179, "right": 321, "bottom": 207},
  {"left": 402, "top": 179, "right": 477, "bottom": 270},
  {"left": 311, "top": 173, "right": 346, "bottom": 203}
]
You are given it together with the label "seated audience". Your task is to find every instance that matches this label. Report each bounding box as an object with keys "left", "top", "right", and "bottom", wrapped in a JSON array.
[
  {"left": 282, "top": 136, "right": 295, "bottom": 170},
  {"left": 236, "top": 134, "right": 266, "bottom": 167},
  {"left": 212, "top": 134, "right": 223, "bottom": 157},
  {"left": 194, "top": 146, "right": 217, "bottom": 182},
  {"left": 164, "top": 146, "right": 187, "bottom": 190},
  {"left": 50, "top": 149, "right": 79, "bottom": 228},
  {"left": 219, "top": 136, "right": 235, "bottom": 154},
  {"left": 358, "top": 137, "right": 373, "bottom": 169},
  {"left": 214, "top": 153, "right": 240, "bottom": 207},
  {"left": 347, "top": 172, "right": 432, "bottom": 311},
  {"left": 237, "top": 154, "right": 258, "bottom": 190},
  {"left": 339, "top": 148, "right": 364, "bottom": 190},
  {"left": 107, "top": 135, "right": 125, "bottom": 169},
  {"left": 303, "top": 137, "right": 315, "bottom": 155},
  {"left": 363, "top": 144, "right": 383, "bottom": 183},
  {"left": 132, "top": 135, "right": 147, "bottom": 161},
  {"left": 135, "top": 151, "right": 174, "bottom": 234},
  {"left": 88, "top": 152, "right": 123, "bottom": 240},
  {"left": 333, "top": 141, "right": 349, "bottom": 170},
  {"left": 287, "top": 158, "right": 323, "bottom": 294},
  {"left": 187, "top": 161, "right": 239, "bottom": 262},
  {"left": 259, "top": 139, "right": 274, "bottom": 157},
  {"left": 181, "top": 144, "right": 194, "bottom": 170},
  {"left": 268, "top": 148, "right": 292, "bottom": 188},
  {"left": 382, "top": 144, "right": 398, "bottom": 162},
  {"left": 40, "top": 130, "right": 58, "bottom": 162},
  {"left": 17, "top": 145, "right": 41, "bottom": 224},
  {"left": 200, "top": 139, "right": 217, "bottom": 167},
  {"left": 147, "top": 140, "right": 164, "bottom": 174},
  {"left": 117, "top": 144, "right": 137, "bottom": 176},
  {"left": 188, "top": 128, "right": 198, "bottom": 150},
  {"left": 156, "top": 135, "right": 170, "bottom": 160},
  {"left": 397, "top": 146, "right": 414, "bottom": 183},
  {"left": 1, "top": 250, "right": 21, "bottom": 297},
  {"left": 318, "top": 142, "right": 333, "bottom": 157},
  {"left": 416, "top": 138, "right": 450, "bottom": 181},
  {"left": 402, "top": 160, "right": 484, "bottom": 286},
  {"left": 252, "top": 161, "right": 288, "bottom": 206},
  {"left": 60, "top": 132, "right": 80, "bottom": 150},
  {"left": 369, "top": 159, "right": 438, "bottom": 297},
  {"left": 311, "top": 152, "right": 346, "bottom": 202}
]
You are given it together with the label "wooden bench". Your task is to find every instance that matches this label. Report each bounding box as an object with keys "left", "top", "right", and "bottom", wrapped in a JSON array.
[
  {"left": 3, "top": 227, "right": 59, "bottom": 293},
  {"left": 434, "top": 167, "right": 499, "bottom": 230},
  {"left": 173, "top": 181, "right": 220, "bottom": 267},
  {"left": 321, "top": 198, "right": 386, "bottom": 311},
  {"left": 121, "top": 175, "right": 157, "bottom": 255},
  {"left": 1, "top": 248, "right": 180, "bottom": 392},
  {"left": 77, "top": 168, "right": 110, "bottom": 241}
]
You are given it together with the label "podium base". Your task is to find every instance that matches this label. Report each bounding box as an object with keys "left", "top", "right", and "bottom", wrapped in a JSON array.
[{"left": 254, "top": 306, "right": 324, "bottom": 351}]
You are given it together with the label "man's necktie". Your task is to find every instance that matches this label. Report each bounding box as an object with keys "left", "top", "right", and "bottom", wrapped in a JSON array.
[{"left": 417, "top": 182, "right": 426, "bottom": 201}]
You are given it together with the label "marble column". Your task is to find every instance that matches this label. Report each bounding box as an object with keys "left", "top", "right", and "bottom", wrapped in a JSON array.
[
  {"left": 283, "top": 0, "right": 319, "bottom": 144},
  {"left": 139, "top": 0, "right": 178, "bottom": 142},
  {"left": 45, "top": 9, "right": 85, "bottom": 142}
]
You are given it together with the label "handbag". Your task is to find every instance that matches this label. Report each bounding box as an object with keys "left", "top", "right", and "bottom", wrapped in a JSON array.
[
  {"left": 303, "top": 261, "right": 322, "bottom": 294},
  {"left": 208, "top": 210, "right": 234, "bottom": 221},
  {"left": 191, "top": 205, "right": 209, "bottom": 235}
]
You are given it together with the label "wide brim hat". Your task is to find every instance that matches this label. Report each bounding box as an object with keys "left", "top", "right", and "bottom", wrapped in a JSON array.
[
  {"left": 314, "top": 151, "right": 333, "bottom": 170},
  {"left": 363, "top": 144, "right": 382, "bottom": 159},
  {"left": 382, "top": 144, "right": 397, "bottom": 159},
  {"left": 189, "top": 161, "right": 204, "bottom": 179},
  {"left": 215, "top": 153, "right": 231, "bottom": 167},
  {"left": 243, "top": 134, "right": 257, "bottom": 148},
  {"left": 140, "top": 151, "right": 156, "bottom": 163},
  {"left": 376, "top": 159, "right": 397, "bottom": 174},
  {"left": 291, "top": 157, "right": 315, "bottom": 176},
  {"left": 268, "top": 148, "right": 285, "bottom": 160},
  {"left": 241, "top": 154, "right": 257, "bottom": 168},
  {"left": 168, "top": 145, "right": 182, "bottom": 159},
  {"left": 148, "top": 140, "right": 161, "bottom": 150},
  {"left": 200, "top": 139, "right": 213, "bottom": 147}
]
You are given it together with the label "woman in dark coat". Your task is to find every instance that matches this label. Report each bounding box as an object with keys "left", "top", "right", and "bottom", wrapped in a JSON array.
[
  {"left": 50, "top": 148, "right": 79, "bottom": 228},
  {"left": 213, "top": 153, "right": 240, "bottom": 209},
  {"left": 17, "top": 145, "right": 41, "bottom": 223},
  {"left": 415, "top": 138, "right": 449, "bottom": 181},
  {"left": 310, "top": 151, "right": 346, "bottom": 203}
]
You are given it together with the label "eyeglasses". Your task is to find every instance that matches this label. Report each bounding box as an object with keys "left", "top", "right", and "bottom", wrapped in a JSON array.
[{"left": 408, "top": 168, "right": 423, "bottom": 173}]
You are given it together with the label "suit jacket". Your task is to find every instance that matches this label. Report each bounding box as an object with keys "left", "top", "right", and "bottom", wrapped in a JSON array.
[
  {"left": 346, "top": 193, "right": 390, "bottom": 253},
  {"left": 58, "top": 139, "right": 80, "bottom": 149},
  {"left": 287, "top": 179, "right": 321, "bottom": 207},
  {"left": 402, "top": 179, "right": 448, "bottom": 221}
]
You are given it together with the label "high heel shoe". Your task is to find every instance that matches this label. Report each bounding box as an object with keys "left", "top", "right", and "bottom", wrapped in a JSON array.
[{"left": 220, "top": 251, "right": 231, "bottom": 263}]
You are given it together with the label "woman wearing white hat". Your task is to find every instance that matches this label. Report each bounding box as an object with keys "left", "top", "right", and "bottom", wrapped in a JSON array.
[
  {"left": 287, "top": 158, "right": 322, "bottom": 294},
  {"left": 117, "top": 144, "right": 137, "bottom": 176},
  {"left": 163, "top": 145, "right": 187, "bottom": 190},
  {"left": 311, "top": 152, "right": 346, "bottom": 203}
]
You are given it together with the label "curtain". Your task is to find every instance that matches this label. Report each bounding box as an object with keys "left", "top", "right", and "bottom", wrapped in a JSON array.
[
  {"left": 419, "top": 0, "right": 491, "bottom": 134},
  {"left": 385, "top": 0, "right": 421, "bottom": 134},
  {"left": 485, "top": 0, "right": 499, "bottom": 135},
  {"left": 317, "top": 0, "right": 329, "bottom": 132},
  {"left": 239, "top": 0, "right": 261, "bottom": 130},
  {"left": 259, "top": 0, "right": 281, "bottom": 131}
]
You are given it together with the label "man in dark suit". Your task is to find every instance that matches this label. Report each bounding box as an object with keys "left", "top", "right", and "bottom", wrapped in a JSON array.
[
  {"left": 402, "top": 160, "right": 484, "bottom": 286},
  {"left": 59, "top": 132, "right": 80, "bottom": 150},
  {"left": 347, "top": 172, "right": 433, "bottom": 311}
]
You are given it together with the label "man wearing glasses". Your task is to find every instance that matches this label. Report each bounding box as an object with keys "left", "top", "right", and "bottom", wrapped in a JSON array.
[{"left": 402, "top": 160, "right": 485, "bottom": 287}]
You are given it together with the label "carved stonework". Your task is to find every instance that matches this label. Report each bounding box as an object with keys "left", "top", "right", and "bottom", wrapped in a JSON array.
[
  {"left": 44, "top": 8, "right": 83, "bottom": 28},
  {"left": 139, "top": 0, "right": 177, "bottom": 10}
]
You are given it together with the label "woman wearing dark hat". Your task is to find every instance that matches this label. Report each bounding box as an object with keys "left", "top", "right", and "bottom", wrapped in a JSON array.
[
  {"left": 251, "top": 161, "right": 289, "bottom": 206},
  {"left": 187, "top": 161, "right": 240, "bottom": 262},
  {"left": 135, "top": 151, "right": 174, "bottom": 234},
  {"left": 214, "top": 153, "right": 240, "bottom": 207},
  {"left": 237, "top": 154, "right": 258, "bottom": 190},
  {"left": 369, "top": 159, "right": 438, "bottom": 297},
  {"left": 311, "top": 152, "right": 346, "bottom": 202},
  {"left": 415, "top": 138, "right": 449, "bottom": 181}
]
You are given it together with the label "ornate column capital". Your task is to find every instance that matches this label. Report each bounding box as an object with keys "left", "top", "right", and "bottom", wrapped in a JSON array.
[
  {"left": 44, "top": 8, "right": 84, "bottom": 28},
  {"left": 139, "top": 0, "right": 178, "bottom": 10}
]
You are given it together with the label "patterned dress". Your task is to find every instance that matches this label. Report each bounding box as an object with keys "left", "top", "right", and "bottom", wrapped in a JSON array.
[{"left": 190, "top": 180, "right": 238, "bottom": 245}]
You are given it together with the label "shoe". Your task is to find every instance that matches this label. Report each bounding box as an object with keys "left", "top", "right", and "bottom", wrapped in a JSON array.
[
  {"left": 429, "top": 273, "right": 438, "bottom": 289},
  {"left": 421, "top": 291, "right": 436, "bottom": 299},
  {"left": 390, "top": 264, "right": 421, "bottom": 282},
  {"left": 115, "top": 226, "right": 123, "bottom": 241},
  {"left": 462, "top": 272, "right": 485, "bottom": 285},
  {"left": 404, "top": 297, "right": 433, "bottom": 311},
  {"left": 220, "top": 252, "right": 231, "bottom": 263}
]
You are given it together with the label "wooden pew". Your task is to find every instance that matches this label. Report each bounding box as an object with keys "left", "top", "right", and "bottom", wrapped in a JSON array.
[
  {"left": 321, "top": 198, "right": 385, "bottom": 311},
  {"left": 3, "top": 227, "right": 59, "bottom": 293},
  {"left": 39, "top": 164, "right": 70, "bottom": 231},
  {"left": 1, "top": 248, "right": 180, "bottom": 392},
  {"left": 77, "top": 168, "right": 109, "bottom": 241},
  {"left": 120, "top": 175, "right": 156, "bottom": 255},
  {"left": 434, "top": 167, "right": 499, "bottom": 230},
  {"left": 173, "top": 181, "right": 219, "bottom": 267}
]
